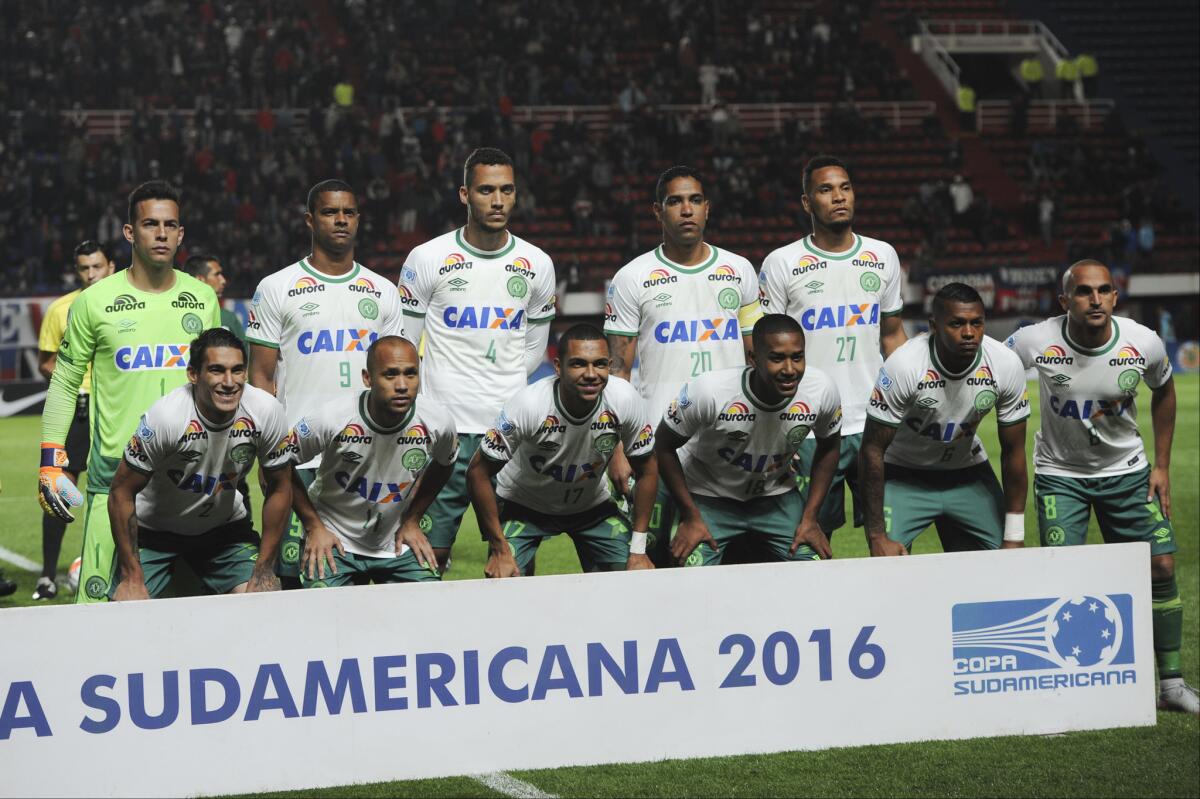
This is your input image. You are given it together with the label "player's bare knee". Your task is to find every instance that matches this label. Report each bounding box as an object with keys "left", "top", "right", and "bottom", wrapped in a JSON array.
[
  {"left": 1150, "top": 554, "right": 1174, "bottom": 582},
  {"left": 229, "top": 582, "right": 249, "bottom": 594}
]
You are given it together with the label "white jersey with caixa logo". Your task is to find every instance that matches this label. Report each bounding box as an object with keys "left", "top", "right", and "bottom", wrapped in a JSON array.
[
  {"left": 867, "top": 334, "right": 1029, "bottom": 470},
  {"left": 481, "top": 375, "right": 654, "bottom": 515},
  {"left": 246, "top": 259, "right": 405, "bottom": 467},
  {"left": 291, "top": 393, "right": 458, "bottom": 558},
  {"left": 663, "top": 365, "right": 841, "bottom": 501},
  {"left": 123, "top": 384, "right": 293, "bottom": 535},
  {"left": 604, "top": 244, "right": 762, "bottom": 423},
  {"left": 759, "top": 234, "right": 904, "bottom": 436},
  {"left": 1007, "top": 315, "right": 1171, "bottom": 478},
  {"left": 400, "top": 228, "right": 556, "bottom": 434}
]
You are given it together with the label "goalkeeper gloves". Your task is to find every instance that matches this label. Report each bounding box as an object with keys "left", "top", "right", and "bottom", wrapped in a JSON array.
[{"left": 38, "top": 442, "right": 83, "bottom": 522}]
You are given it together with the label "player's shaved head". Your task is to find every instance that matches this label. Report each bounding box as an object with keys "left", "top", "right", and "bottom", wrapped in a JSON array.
[
  {"left": 366, "top": 335, "right": 417, "bottom": 373},
  {"left": 752, "top": 313, "right": 804, "bottom": 352},
  {"left": 1062, "top": 259, "right": 1111, "bottom": 293},
  {"left": 558, "top": 323, "right": 607, "bottom": 359}
]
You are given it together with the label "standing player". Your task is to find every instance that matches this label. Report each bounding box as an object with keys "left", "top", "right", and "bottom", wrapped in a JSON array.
[
  {"left": 185, "top": 253, "right": 244, "bottom": 340},
  {"left": 654, "top": 314, "right": 841, "bottom": 567},
  {"left": 109, "top": 329, "right": 292, "bottom": 599},
  {"left": 399, "top": 148, "right": 556, "bottom": 572},
  {"left": 467, "top": 324, "right": 658, "bottom": 577},
  {"left": 760, "top": 155, "right": 907, "bottom": 540},
  {"left": 33, "top": 240, "right": 116, "bottom": 599},
  {"left": 38, "top": 181, "right": 221, "bottom": 603},
  {"left": 1007, "top": 259, "right": 1197, "bottom": 714},
  {"left": 291, "top": 336, "right": 458, "bottom": 587},
  {"left": 859, "top": 283, "right": 1029, "bottom": 556},
  {"left": 247, "top": 180, "right": 405, "bottom": 587}
]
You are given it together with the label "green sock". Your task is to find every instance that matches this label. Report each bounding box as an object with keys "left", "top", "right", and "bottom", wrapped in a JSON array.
[{"left": 1152, "top": 575, "right": 1183, "bottom": 680}]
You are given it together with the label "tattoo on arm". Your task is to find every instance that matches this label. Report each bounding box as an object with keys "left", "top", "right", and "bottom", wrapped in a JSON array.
[
  {"left": 607, "top": 335, "right": 637, "bottom": 380},
  {"left": 125, "top": 511, "right": 139, "bottom": 552}
]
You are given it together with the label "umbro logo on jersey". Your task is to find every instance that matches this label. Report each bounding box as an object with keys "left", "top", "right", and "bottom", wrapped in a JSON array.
[
  {"left": 726, "top": 430, "right": 749, "bottom": 441},
  {"left": 297, "top": 329, "right": 377, "bottom": 354},
  {"left": 653, "top": 293, "right": 673, "bottom": 306},
  {"left": 288, "top": 277, "right": 325, "bottom": 297},
  {"left": 1050, "top": 373, "right": 1071, "bottom": 385},
  {"left": 447, "top": 277, "right": 470, "bottom": 290},
  {"left": 804, "top": 280, "right": 824, "bottom": 292},
  {"left": 300, "top": 302, "right": 320, "bottom": 316},
  {"left": 171, "top": 291, "right": 207, "bottom": 309},
  {"left": 105, "top": 294, "right": 146, "bottom": 313},
  {"left": 916, "top": 397, "right": 939, "bottom": 408},
  {"left": 118, "top": 318, "right": 137, "bottom": 333},
  {"left": 177, "top": 449, "right": 203, "bottom": 463},
  {"left": 341, "top": 451, "right": 363, "bottom": 463}
]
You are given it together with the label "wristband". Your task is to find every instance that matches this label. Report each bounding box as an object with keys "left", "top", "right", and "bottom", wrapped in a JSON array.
[
  {"left": 1003, "top": 513, "right": 1025, "bottom": 542},
  {"left": 629, "top": 531, "right": 648, "bottom": 555}
]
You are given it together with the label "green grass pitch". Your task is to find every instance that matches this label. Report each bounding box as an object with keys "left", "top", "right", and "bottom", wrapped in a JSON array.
[{"left": 2, "top": 377, "right": 1197, "bottom": 797}]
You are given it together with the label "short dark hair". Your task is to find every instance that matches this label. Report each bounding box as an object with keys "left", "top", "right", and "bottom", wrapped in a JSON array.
[
  {"left": 932, "top": 282, "right": 985, "bottom": 317},
  {"left": 187, "top": 328, "right": 246, "bottom": 371},
  {"left": 557, "top": 323, "right": 607, "bottom": 359},
  {"left": 463, "top": 147, "right": 514, "bottom": 187},
  {"left": 127, "top": 180, "right": 181, "bottom": 223},
  {"left": 655, "top": 165, "right": 705, "bottom": 204},
  {"left": 802, "top": 155, "right": 850, "bottom": 196},
  {"left": 752, "top": 313, "right": 804, "bottom": 352},
  {"left": 73, "top": 240, "right": 113, "bottom": 262},
  {"left": 183, "top": 254, "right": 219, "bottom": 279},
  {"left": 306, "top": 179, "right": 356, "bottom": 213},
  {"left": 365, "top": 335, "right": 417, "bottom": 372}
]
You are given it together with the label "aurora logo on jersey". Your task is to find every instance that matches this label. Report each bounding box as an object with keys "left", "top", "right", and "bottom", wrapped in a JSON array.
[
  {"left": 482, "top": 429, "right": 508, "bottom": 456},
  {"left": 852, "top": 251, "right": 886, "bottom": 269},
  {"left": 966, "top": 366, "right": 995, "bottom": 387},
  {"left": 528, "top": 455, "right": 606, "bottom": 483},
  {"left": 268, "top": 431, "right": 299, "bottom": 460},
  {"left": 1108, "top": 345, "right": 1145, "bottom": 367},
  {"left": 166, "top": 470, "right": 237, "bottom": 496},
  {"left": 506, "top": 257, "right": 536, "bottom": 279},
  {"left": 335, "top": 472, "right": 412, "bottom": 503},
  {"left": 1036, "top": 345, "right": 1074, "bottom": 366},
  {"left": 115, "top": 344, "right": 191, "bottom": 370},
  {"left": 335, "top": 423, "right": 372, "bottom": 445},
  {"left": 540, "top": 415, "right": 566, "bottom": 435},
  {"left": 791, "top": 255, "right": 826, "bottom": 276},
  {"left": 398, "top": 286, "right": 420, "bottom": 308},
  {"left": 105, "top": 294, "right": 146, "bottom": 313},
  {"left": 1048, "top": 395, "right": 1132, "bottom": 420},
  {"left": 591, "top": 410, "right": 619, "bottom": 431},
  {"left": 778, "top": 401, "right": 818, "bottom": 423},
  {"left": 397, "top": 424, "right": 431, "bottom": 446},
  {"left": 180, "top": 420, "right": 208, "bottom": 443},
  {"left": 348, "top": 277, "right": 382, "bottom": 298},
  {"left": 171, "top": 291, "right": 208, "bottom": 310},
  {"left": 287, "top": 277, "right": 325, "bottom": 297},
  {"left": 917, "top": 369, "right": 947, "bottom": 390},
  {"left": 297, "top": 329, "right": 377, "bottom": 353},
  {"left": 440, "top": 253, "right": 473, "bottom": 274},
  {"left": 869, "top": 387, "right": 890, "bottom": 413},
  {"left": 629, "top": 424, "right": 654, "bottom": 455},
  {"left": 604, "top": 302, "right": 617, "bottom": 323},
  {"left": 799, "top": 303, "right": 879, "bottom": 331},
  {"left": 443, "top": 307, "right": 525, "bottom": 329},
  {"left": 230, "top": 417, "right": 259, "bottom": 438},
  {"left": 653, "top": 318, "right": 739, "bottom": 343},
  {"left": 642, "top": 268, "right": 678, "bottom": 288},
  {"left": 707, "top": 265, "right": 740, "bottom": 283},
  {"left": 718, "top": 401, "right": 756, "bottom": 422}
]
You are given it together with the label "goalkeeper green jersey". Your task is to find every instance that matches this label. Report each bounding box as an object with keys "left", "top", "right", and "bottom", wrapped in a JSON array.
[{"left": 41, "top": 269, "right": 220, "bottom": 493}]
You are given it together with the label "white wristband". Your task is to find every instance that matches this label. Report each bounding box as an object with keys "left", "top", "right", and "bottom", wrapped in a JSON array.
[
  {"left": 1003, "top": 513, "right": 1025, "bottom": 542},
  {"left": 629, "top": 531, "right": 649, "bottom": 555}
]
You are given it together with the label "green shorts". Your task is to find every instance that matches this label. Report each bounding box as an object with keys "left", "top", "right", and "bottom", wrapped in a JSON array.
[
  {"left": 649, "top": 484, "right": 817, "bottom": 567},
  {"left": 77, "top": 491, "right": 116, "bottom": 603},
  {"left": 883, "top": 462, "right": 1005, "bottom": 552},
  {"left": 424, "top": 433, "right": 483, "bottom": 550},
  {"left": 300, "top": 548, "right": 439, "bottom": 588},
  {"left": 499, "top": 499, "right": 630, "bottom": 574},
  {"left": 277, "top": 467, "right": 316, "bottom": 580},
  {"left": 110, "top": 519, "right": 260, "bottom": 598},
  {"left": 796, "top": 432, "right": 863, "bottom": 536},
  {"left": 1035, "top": 469, "right": 1176, "bottom": 556}
]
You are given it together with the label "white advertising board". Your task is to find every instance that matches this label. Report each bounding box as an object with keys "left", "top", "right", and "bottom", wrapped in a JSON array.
[{"left": 0, "top": 544, "right": 1153, "bottom": 797}]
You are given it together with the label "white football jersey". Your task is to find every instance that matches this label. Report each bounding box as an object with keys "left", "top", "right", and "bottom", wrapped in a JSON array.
[
  {"left": 481, "top": 375, "right": 654, "bottom": 515},
  {"left": 759, "top": 234, "right": 904, "bottom": 436},
  {"left": 605, "top": 244, "right": 762, "bottom": 423},
  {"left": 291, "top": 393, "right": 458, "bottom": 558},
  {"left": 123, "top": 384, "right": 293, "bottom": 535},
  {"left": 246, "top": 259, "right": 405, "bottom": 467},
  {"left": 1007, "top": 315, "right": 1171, "bottom": 478},
  {"left": 663, "top": 365, "right": 841, "bottom": 501},
  {"left": 400, "top": 228, "right": 556, "bottom": 434},
  {"left": 867, "top": 334, "right": 1029, "bottom": 470}
]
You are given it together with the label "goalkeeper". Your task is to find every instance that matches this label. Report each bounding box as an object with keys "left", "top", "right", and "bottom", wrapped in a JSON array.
[{"left": 38, "top": 181, "right": 220, "bottom": 603}]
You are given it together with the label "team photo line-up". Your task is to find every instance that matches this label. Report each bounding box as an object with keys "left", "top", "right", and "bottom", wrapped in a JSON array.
[{"left": 26, "top": 147, "right": 1195, "bottom": 716}]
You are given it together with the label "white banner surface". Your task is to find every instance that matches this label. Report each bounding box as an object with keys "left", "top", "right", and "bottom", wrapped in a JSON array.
[{"left": 0, "top": 544, "right": 1154, "bottom": 797}]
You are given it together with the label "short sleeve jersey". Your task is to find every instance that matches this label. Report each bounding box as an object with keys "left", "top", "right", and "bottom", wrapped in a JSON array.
[
  {"left": 481, "top": 376, "right": 654, "bottom": 515},
  {"left": 1006, "top": 315, "right": 1171, "bottom": 478},
  {"left": 759, "top": 234, "right": 904, "bottom": 435},
  {"left": 39, "top": 289, "right": 92, "bottom": 393},
  {"left": 292, "top": 394, "right": 458, "bottom": 558},
  {"left": 44, "top": 270, "right": 221, "bottom": 492},
  {"left": 400, "top": 228, "right": 556, "bottom": 434},
  {"left": 867, "top": 334, "right": 1029, "bottom": 470},
  {"left": 246, "top": 259, "right": 405, "bottom": 466},
  {"left": 663, "top": 366, "right": 842, "bottom": 501},
  {"left": 123, "top": 384, "right": 292, "bottom": 535},
  {"left": 605, "top": 244, "right": 762, "bottom": 422}
]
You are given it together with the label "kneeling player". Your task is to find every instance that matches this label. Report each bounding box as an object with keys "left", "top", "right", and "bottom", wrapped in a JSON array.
[
  {"left": 292, "top": 336, "right": 457, "bottom": 587},
  {"left": 654, "top": 314, "right": 841, "bottom": 567},
  {"left": 1008, "top": 259, "right": 1197, "bottom": 715},
  {"left": 860, "top": 283, "right": 1029, "bottom": 556},
  {"left": 109, "top": 329, "right": 293, "bottom": 600},
  {"left": 467, "top": 324, "right": 658, "bottom": 577}
]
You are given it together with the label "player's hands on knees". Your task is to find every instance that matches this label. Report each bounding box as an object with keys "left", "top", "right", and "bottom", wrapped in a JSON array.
[
  {"left": 112, "top": 579, "right": 150, "bottom": 602},
  {"left": 607, "top": 448, "right": 634, "bottom": 501},
  {"left": 791, "top": 519, "right": 832, "bottom": 559},
  {"left": 303, "top": 522, "right": 344, "bottom": 580},
  {"left": 1149, "top": 466, "right": 1171, "bottom": 519},
  {"left": 396, "top": 520, "right": 436, "bottom": 571},
  {"left": 626, "top": 553, "right": 655, "bottom": 571},
  {"left": 671, "top": 517, "right": 717, "bottom": 566},
  {"left": 245, "top": 568, "right": 281, "bottom": 593},
  {"left": 484, "top": 544, "right": 521, "bottom": 578},
  {"left": 867, "top": 533, "right": 908, "bottom": 557},
  {"left": 999, "top": 539, "right": 1025, "bottom": 550}
]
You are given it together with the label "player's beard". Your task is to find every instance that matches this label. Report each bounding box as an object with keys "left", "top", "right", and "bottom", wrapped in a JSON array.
[{"left": 821, "top": 213, "right": 853, "bottom": 234}]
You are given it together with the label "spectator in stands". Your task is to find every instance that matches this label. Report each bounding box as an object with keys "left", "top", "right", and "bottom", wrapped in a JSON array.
[
  {"left": 1019, "top": 57, "right": 1045, "bottom": 99},
  {"left": 1038, "top": 194, "right": 1056, "bottom": 245},
  {"left": 1138, "top": 218, "right": 1156, "bottom": 267},
  {"left": 949, "top": 175, "right": 974, "bottom": 226},
  {"left": 1076, "top": 53, "right": 1099, "bottom": 97}
]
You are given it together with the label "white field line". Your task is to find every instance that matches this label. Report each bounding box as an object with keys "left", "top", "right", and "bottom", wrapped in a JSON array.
[
  {"left": 0, "top": 544, "right": 40, "bottom": 572},
  {"left": 473, "top": 772, "right": 558, "bottom": 798}
]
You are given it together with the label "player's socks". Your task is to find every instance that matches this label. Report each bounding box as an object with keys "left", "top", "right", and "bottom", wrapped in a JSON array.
[
  {"left": 1151, "top": 575, "right": 1183, "bottom": 680},
  {"left": 41, "top": 515, "right": 67, "bottom": 580}
]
